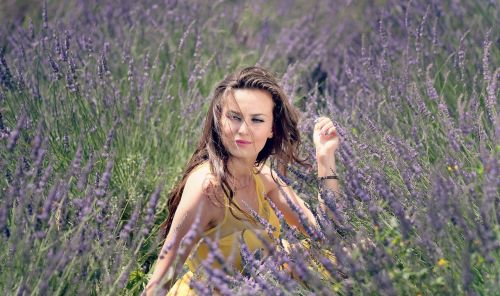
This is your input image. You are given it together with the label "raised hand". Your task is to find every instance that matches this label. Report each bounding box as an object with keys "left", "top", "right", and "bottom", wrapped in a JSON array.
[{"left": 313, "top": 116, "right": 340, "bottom": 159}]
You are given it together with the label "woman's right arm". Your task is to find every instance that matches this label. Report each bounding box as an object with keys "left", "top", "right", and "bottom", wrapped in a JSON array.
[{"left": 143, "top": 172, "right": 215, "bottom": 296}]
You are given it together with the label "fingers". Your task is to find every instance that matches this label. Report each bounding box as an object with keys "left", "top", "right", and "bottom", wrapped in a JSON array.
[
  {"left": 321, "top": 124, "right": 336, "bottom": 137},
  {"left": 314, "top": 116, "right": 336, "bottom": 136},
  {"left": 314, "top": 116, "right": 331, "bottom": 130},
  {"left": 324, "top": 125, "right": 337, "bottom": 137}
]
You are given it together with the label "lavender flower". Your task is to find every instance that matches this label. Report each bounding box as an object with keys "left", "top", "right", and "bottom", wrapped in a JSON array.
[
  {"left": 159, "top": 232, "right": 178, "bottom": 260},
  {"left": 425, "top": 64, "right": 439, "bottom": 101},
  {"left": 95, "top": 158, "right": 114, "bottom": 198},
  {"left": 177, "top": 207, "right": 202, "bottom": 259},
  {"left": 48, "top": 54, "right": 62, "bottom": 81},
  {"left": 120, "top": 202, "right": 141, "bottom": 243},
  {"left": 457, "top": 32, "right": 467, "bottom": 82},
  {"left": 189, "top": 276, "right": 213, "bottom": 295},
  {"left": 0, "top": 48, "right": 14, "bottom": 90},
  {"left": 200, "top": 262, "right": 233, "bottom": 296},
  {"left": 63, "top": 29, "right": 71, "bottom": 62},
  {"left": 42, "top": 1, "right": 48, "bottom": 31},
  {"left": 77, "top": 152, "right": 94, "bottom": 191},
  {"left": 38, "top": 182, "right": 60, "bottom": 221},
  {"left": 141, "top": 184, "right": 163, "bottom": 236},
  {"left": 7, "top": 114, "right": 26, "bottom": 151},
  {"left": 278, "top": 185, "right": 322, "bottom": 241},
  {"left": 28, "top": 17, "right": 35, "bottom": 40}
]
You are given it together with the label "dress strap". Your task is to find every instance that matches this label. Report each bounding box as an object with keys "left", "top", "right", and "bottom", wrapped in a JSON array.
[
  {"left": 254, "top": 170, "right": 264, "bottom": 193},
  {"left": 253, "top": 171, "right": 267, "bottom": 213}
]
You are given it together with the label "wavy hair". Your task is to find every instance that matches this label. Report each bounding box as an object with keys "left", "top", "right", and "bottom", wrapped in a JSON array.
[{"left": 160, "top": 66, "right": 307, "bottom": 238}]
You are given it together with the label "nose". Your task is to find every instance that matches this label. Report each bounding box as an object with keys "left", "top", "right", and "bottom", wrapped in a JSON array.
[{"left": 237, "top": 120, "right": 250, "bottom": 135}]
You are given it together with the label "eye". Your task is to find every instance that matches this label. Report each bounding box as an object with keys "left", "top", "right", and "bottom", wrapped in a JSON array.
[
  {"left": 227, "top": 114, "right": 241, "bottom": 121},
  {"left": 252, "top": 118, "right": 264, "bottom": 123}
]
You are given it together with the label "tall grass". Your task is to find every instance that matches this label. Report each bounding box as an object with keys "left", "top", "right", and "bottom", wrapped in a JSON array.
[{"left": 0, "top": 0, "right": 498, "bottom": 295}]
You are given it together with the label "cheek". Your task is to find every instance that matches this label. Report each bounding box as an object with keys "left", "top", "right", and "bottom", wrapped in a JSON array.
[
  {"left": 221, "top": 122, "right": 237, "bottom": 146},
  {"left": 257, "top": 128, "right": 272, "bottom": 144},
  {"left": 220, "top": 119, "right": 232, "bottom": 135},
  {"left": 264, "top": 123, "right": 274, "bottom": 138}
]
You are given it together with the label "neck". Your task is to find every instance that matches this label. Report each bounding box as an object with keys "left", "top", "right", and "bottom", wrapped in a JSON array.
[{"left": 227, "top": 158, "right": 254, "bottom": 185}]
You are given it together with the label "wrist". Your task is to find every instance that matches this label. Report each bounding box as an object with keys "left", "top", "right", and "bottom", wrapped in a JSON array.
[
  {"left": 316, "top": 155, "right": 337, "bottom": 176},
  {"left": 316, "top": 150, "right": 336, "bottom": 162}
]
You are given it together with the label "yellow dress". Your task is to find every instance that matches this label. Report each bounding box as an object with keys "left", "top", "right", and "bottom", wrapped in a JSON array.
[
  {"left": 162, "top": 164, "right": 337, "bottom": 295},
  {"left": 166, "top": 166, "right": 281, "bottom": 296}
]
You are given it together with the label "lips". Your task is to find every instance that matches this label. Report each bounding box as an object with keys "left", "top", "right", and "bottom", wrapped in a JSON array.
[{"left": 235, "top": 139, "right": 252, "bottom": 145}]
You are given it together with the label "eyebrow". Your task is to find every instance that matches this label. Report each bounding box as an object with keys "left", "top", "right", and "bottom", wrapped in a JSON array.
[{"left": 227, "top": 110, "right": 268, "bottom": 117}]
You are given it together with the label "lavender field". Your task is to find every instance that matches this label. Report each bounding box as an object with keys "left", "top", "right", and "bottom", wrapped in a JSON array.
[{"left": 0, "top": 0, "right": 498, "bottom": 295}]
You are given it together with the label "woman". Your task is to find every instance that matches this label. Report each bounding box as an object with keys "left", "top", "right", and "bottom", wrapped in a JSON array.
[{"left": 144, "top": 66, "right": 340, "bottom": 295}]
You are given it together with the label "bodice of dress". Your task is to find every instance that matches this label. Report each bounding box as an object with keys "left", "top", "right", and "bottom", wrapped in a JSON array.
[{"left": 185, "top": 164, "right": 281, "bottom": 273}]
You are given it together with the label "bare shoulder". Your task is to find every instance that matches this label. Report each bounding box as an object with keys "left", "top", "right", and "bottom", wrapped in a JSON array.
[
  {"left": 258, "top": 164, "right": 286, "bottom": 195},
  {"left": 174, "top": 162, "right": 225, "bottom": 232},
  {"left": 184, "top": 162, "right": 224, "bottom": 208}
]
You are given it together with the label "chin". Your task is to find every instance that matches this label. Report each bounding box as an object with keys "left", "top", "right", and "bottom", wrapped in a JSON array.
[
  {"left": 225, "top": 142, "right": 265, "bottom": 162},
  {"left": 228, "top": 149, "right": 259, "bottom": 161},
  {"left": 230, "top": 152, "right": 257, "bottom": 161}
]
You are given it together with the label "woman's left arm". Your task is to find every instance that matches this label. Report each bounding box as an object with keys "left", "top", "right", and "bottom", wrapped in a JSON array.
[
  {"left": 263, "top": 116, "right": 340, "bottom": 237},
  {"left": 313, "top": 116, "right": 341, "bottom": 211}
]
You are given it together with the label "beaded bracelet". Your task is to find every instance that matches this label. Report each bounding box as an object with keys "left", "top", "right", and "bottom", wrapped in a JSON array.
[
  {"left": 318, "top": 175, "right": 339, "bottom": 181},
  {"left": 318, "top": 168, "right": 338, "bottom": 182}
]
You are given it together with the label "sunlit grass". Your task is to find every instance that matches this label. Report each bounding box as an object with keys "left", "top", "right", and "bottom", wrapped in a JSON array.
[{"left": 0, "top": 0, "right": 498, "bottom": 295}]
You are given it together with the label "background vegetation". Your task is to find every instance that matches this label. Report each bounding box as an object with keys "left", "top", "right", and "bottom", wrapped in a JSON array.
[{"left": 0, "top": 0, "right": 498, "bottom": 295}]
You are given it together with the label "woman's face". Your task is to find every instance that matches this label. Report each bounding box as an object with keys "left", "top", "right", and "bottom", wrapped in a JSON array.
[{"left": 220, "top": 89, "right": 274, "bottom": 163}]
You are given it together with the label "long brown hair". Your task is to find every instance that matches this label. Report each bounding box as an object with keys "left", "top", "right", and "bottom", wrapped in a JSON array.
[{"left": 160, "top": 66, "right": 307, "bottom": 238}]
